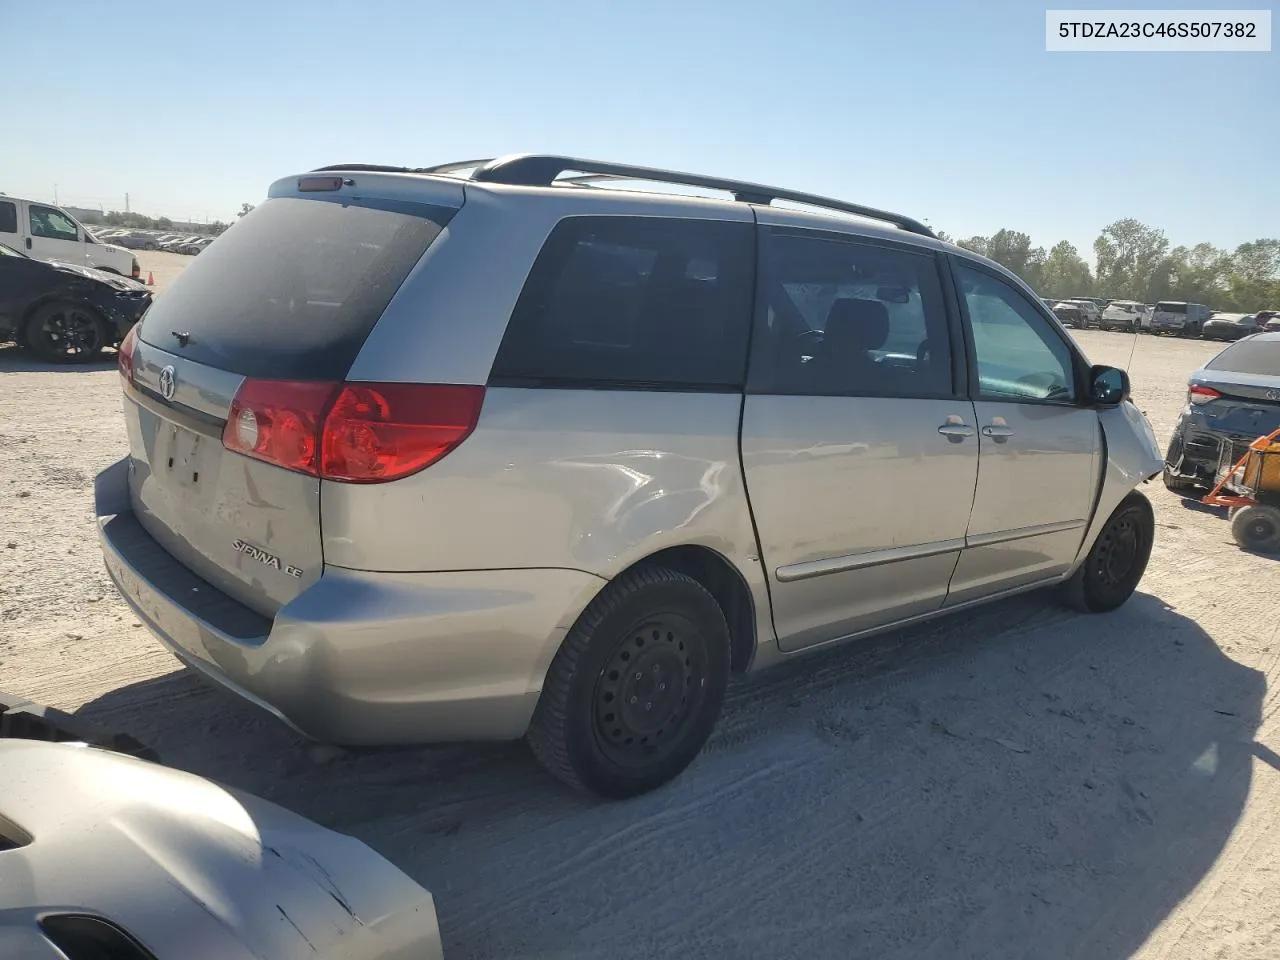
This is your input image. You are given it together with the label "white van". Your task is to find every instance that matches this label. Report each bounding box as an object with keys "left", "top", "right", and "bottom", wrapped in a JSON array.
[{"left": 0, "top": 195, "right": 139, "bottom": 279}]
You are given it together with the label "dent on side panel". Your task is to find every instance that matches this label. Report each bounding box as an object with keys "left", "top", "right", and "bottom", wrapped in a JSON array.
[
  {"left": 1071, "top": 401, "right": 1164, "bottom": 570},
  {"left": 321, "top": 390, "right": 774, "bottom": 655}
]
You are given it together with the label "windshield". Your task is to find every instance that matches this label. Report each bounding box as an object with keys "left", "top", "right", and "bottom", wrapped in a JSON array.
[
  {"left": 137, "top": 196, "right": 456, "bottom": 379},
  {"left": 1205, "top": 339, "right": 1280, "bottom": 376}
]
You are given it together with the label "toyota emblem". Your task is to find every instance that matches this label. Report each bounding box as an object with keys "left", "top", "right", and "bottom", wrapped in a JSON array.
[
  {"left": 158, "top": 365, "right": 177, "bottom": 401},
  {"left": 1268, "top": 389, "right": 1280, "bottom": 402}
]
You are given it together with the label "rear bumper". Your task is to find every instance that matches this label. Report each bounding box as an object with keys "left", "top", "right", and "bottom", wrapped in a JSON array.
[
  {"left": 95, "top": 458, "right": 603, "bottom": 745},
  {"left": 1165, "top": 421, "right": 1264, "bottom": 486}
]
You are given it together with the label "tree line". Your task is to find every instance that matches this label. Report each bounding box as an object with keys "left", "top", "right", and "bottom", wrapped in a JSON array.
[{"left": 934, "top": 220, "right": 1280, "bottom": 312}]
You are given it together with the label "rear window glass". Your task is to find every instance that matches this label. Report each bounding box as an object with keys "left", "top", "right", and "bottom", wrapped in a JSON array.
[
  {"left": 1155, "top": 302, "right": 1188, "bottom": 313},
  {"left": 138, "top": 196, "right": 453, "bottom": 379},
  {"left": 490, "top": 215, "right": 754, "bottom": 389},
  {"left": 1205, "top": 339, "right": 1280, "bottom": 376},
  {"left": 0, "top": 201, "right": 16, "bottom": 234}
]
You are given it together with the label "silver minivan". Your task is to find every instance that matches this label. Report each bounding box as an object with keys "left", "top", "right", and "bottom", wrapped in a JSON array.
[
  {"left": 96, "top": 156, "right": 1165, "bottom": 797},
  {"left": 1150, "top": 301, "right": 1212, "bottom": 336}
]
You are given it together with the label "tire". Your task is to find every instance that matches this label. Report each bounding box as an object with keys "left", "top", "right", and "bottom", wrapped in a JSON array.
[
  {"left": 1061, "top": 492, "right": 1155, "bottom": 613},
  {"left": 24, "top": 301, "right": 107, "bottom": 363},
  {"left": 1231, "top": 505, "right": 1280, "bottom": 554},
  {"left": 527, "top": 564, "right": 731, "bottom": 799},
  {"left": 1162, "top": 468, "right": 1198, "bottom": 494}
]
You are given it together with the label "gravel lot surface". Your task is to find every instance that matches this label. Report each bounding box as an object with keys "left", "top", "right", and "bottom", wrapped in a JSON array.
[{"left": 1, "top": 315, "right": 1278, "bottom": 959}]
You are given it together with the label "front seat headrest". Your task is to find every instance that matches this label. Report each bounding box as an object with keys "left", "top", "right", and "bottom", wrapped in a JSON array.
[{"left": 824, "top": 298, "right": 891, "bottom": 353}]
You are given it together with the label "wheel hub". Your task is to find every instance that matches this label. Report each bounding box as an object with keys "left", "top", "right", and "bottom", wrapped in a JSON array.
[
  {"left": 40, "top": 309, "right": 95, "bottom": 352},
  {"left": 594, "top": 620, "right": 700, "bottom": 763},
  {"left": 1247, "top": 517, "right": 1276, "bottom": 542},
  {"left": 1097, "top": 516, "right": 1139, "bottom": 585}
]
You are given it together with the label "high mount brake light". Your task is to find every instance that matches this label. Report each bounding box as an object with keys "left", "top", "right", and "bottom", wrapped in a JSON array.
[{"left": 221, "top": 380, "right": 485, "bottom": 482}]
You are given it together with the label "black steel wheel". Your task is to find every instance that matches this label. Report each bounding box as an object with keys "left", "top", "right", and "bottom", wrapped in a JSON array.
[
  {"left": 1231, "top": 505, "right": 1280, "bottom": 554},
  {"left": 24, "top": 301, "right": 107, "bottom": 363},
  {"left": 593, "top": 613, "right": 709, "bottom": 769},
  {"left": 1061, "top": 492, "right": 1154, "bottom": 613},
  {"left": 528, "top": 565, "right": 730, "bottom": 799}
]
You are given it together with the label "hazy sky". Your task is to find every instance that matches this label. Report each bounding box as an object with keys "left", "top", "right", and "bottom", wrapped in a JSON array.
[{"left": 5, "top": 1, "right": 1276, "bottom": 259}]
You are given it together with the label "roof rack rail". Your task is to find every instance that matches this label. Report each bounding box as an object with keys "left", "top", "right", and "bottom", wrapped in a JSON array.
[
  {"left": 466, "top": 154, "right": 937, "bottom": 238},
  {"left": 312, "top": 163, "right": 420, "bottom": 174},
  {"left": 311, "top": 160, "right": 497, "bottom": 176},
  {"left": 418, "top": 159, "right": 495, "bottom": 176}
]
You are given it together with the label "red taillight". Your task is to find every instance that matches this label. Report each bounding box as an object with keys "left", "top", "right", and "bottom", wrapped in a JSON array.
[
  {"left": 321, "top": 383, "right": 485, "bottom": 483},
  {"left": 222, "top": 380, "right": 340, "bottom": 476},
  {"left": 221, "top": 380, "right": 484, "bottom": 483},
  {"left": 1189, "top": 384, "right": 1221, "bottom": 405},
  {"left": 118, "top": 326, "right": 138, "bottom": 387}
]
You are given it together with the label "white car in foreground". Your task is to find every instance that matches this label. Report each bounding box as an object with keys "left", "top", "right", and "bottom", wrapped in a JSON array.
[{"left": 0, "top": 739, "right": 444, "bottom": 960}]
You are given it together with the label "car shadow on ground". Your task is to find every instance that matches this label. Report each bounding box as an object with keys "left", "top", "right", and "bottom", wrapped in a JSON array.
[
  {"left": 78, "top": 591, "right": 1263, "bottom": 960},
  {"left": 0, "top": 343, "right": 118, "bottom": 373}
]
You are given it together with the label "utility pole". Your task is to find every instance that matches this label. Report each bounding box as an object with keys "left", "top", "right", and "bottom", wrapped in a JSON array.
[
  {"left": 125, "top": 193, "right": 130, "bottom": 214},
  {"left": 53, "top": 184, "right": 59, "bottom": 205}
]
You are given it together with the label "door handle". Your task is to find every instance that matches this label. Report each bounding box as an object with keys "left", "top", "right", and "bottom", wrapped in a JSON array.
[
  {"left": 25, "top": 237, "right": 31, "bottom": 250},
  {"left": 938, "top": 415, "right": 974, "bottom": 441},
  {"left": 982, "top": 423, "right": 1015, "bottom": 442}
]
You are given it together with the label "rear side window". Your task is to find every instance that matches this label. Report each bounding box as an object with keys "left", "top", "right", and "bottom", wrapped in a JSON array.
[
  {"left": 0, "top": 201, "right": 16, "bottom": 235},
  {"left": 1205, "top": 339, "right": 1280, "bottom": 376},
  {"left": 749, "top": 230, "right": 953, "bottom": 398},
  {"left": 138, "top": 197, "right": 453, "bottom": 379},
  {"left": 490, "top": 216, "right": 754, "bottom": 389}
]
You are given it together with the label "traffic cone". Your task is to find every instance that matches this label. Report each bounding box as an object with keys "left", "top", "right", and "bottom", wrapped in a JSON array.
[{"left": 147, "top": 271, "right": 155, "bottom": 286}]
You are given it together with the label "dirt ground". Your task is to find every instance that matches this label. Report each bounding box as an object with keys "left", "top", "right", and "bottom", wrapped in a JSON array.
[
  {"left": 135, "top": 248, "right": 192, "bottom": 294},
  {"left": 1, "top": 320, "right": 1278, "bottom": 959}
]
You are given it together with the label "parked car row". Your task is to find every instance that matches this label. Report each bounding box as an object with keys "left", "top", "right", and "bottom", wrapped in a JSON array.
[
  {"left": 1042, "top": 294, "right": 1280, "bottom": 339},
  {"left": 88, "top": 227, "right": 216, "bottom": 256},
  {"left": 1046, "top": 297, "right": 1111, "bottom": 329}
]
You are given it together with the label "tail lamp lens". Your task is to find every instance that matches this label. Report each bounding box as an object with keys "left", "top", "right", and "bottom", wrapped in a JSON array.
[
  {"left": 221, "top": 380, "right": 484, "bottom": 483},
  {"left": 118, "top": 325, "right": 138, "bottom": 387},
  {"left": 1188, "top": 384, "right": 1220, "bottom": 405}
]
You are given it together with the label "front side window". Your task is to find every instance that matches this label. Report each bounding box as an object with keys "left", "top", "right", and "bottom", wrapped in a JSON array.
[
  {"left": 491, "top": 216, "right": 755, "bottom": 388},
  {"left": 955, "top": 261, "right": 1077, "bottom": 403},
  {"left": 0, "top": 201, "right": 16, "bottom": 235},
  {"left": 750, "top": 231, "right": 953, "bottom": 398},
  {"left": 28, "top": 205, "right": 80, "bottom": 241}
]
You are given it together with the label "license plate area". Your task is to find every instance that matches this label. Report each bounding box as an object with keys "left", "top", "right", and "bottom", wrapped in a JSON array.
[{"left": 160, "top": 421, "right": 205, "bottom": 490}]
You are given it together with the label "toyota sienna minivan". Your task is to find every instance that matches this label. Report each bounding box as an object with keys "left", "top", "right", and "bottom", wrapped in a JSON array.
[{"left": 96, "top": 155, "right": 1165, "bottom": 798}]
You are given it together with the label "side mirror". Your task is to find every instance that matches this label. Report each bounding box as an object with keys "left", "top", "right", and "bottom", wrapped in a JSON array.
[{"left": 1090, "top": 364, "right": 1129, "bottom": 406}]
